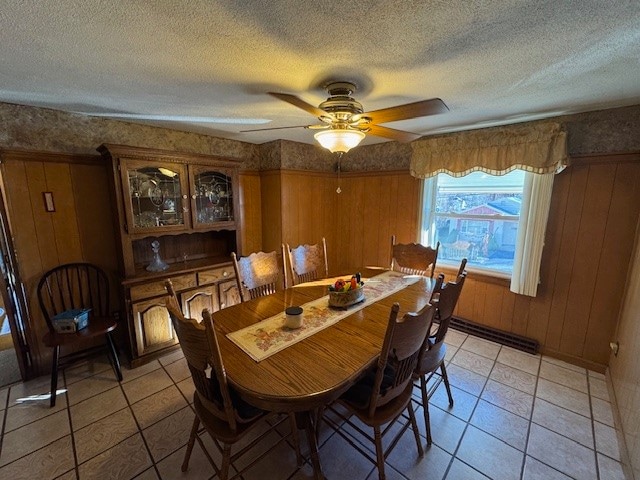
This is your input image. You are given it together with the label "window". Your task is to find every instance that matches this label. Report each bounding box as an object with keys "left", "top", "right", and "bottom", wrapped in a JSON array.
[{"left": 421, "top": 170, "right": 526, "bottom": 275}]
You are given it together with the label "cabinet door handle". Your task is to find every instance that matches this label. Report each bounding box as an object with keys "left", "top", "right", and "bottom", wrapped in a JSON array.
[
  {"left": 191, "top": 194, "right": 197, "bottom": 199},
  {"left": 223, "top": 271, "right": 229, "bottom": 277}
]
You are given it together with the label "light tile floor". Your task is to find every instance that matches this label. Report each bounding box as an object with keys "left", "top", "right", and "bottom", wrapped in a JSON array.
[{"left": 0, "top": 330, "right": 630, "bottom": 479}]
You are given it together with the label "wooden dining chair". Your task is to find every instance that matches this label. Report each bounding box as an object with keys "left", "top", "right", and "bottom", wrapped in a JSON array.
[
  {"left": 390, "top": 235, "right": 440, "bottom": 278},
  {"left": 283, "top": 237, "right": 328, "bottom": 286},
  {"left": 323, "top": 302, "right": 435, "bottom": 480},
  {"left": 231, "top": 250, "right": 285, "bottom": 302},
  {"left": 164, "top": 282, "right": 300, "bottom": 478},
  {"left": 456, "top": 258, "right": 468, "bottom": 278},
  {"left": 415, "top": 271, "right": 467, "bottom": 445},
  {"left": 37, "top": 262, "right": 122, "bottom": 407}
]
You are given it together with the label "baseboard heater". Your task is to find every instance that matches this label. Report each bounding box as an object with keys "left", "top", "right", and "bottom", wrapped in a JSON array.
[{"left": 449, "top": 316, "right": 539, "bottom": 355}]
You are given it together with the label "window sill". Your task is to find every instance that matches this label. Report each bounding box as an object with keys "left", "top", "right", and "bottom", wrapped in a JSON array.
[{"left": 436, "top": 261, "right": 511, "bottom": 287}]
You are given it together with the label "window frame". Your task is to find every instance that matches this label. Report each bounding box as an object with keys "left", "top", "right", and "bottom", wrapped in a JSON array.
[{"left": 420, "top": 171, "right": 526, "bottom": 279}]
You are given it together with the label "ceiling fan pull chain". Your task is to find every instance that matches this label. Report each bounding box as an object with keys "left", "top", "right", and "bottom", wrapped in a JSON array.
[{"left": 336, "top": 152, "right": 343, "bottom": 194}]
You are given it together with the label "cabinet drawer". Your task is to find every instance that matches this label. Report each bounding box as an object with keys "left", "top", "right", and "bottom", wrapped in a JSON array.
[
  {"left": 129, "top": 273, "right": 197, "bottom": 301},
  {"left": 198, "top": 266, "right": 234, "bottom": 285}
]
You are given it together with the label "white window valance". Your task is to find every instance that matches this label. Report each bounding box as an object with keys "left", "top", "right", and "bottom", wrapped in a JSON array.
[{"left": 410, "top": 122, "right": 568, "bottom": 179}]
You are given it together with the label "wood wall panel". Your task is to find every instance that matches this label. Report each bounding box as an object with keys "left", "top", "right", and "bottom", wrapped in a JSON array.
[
  {"left": 560, "top": 165, "right": 615, "bottom": 356},
  {"left": 238, "top": 172, "right": 262, "bottom": 255},
  {"left": 260, "top": 171, "right": 282, "bottom": 253},
  {"left": 583, "top": 162, "right": 640, "bottom": 362},
  {"left": 546, "top": 166, "right": 589, "bottom": 351},
  {"left": 71, "top": 164, "right": 118, "bottom": 272}
]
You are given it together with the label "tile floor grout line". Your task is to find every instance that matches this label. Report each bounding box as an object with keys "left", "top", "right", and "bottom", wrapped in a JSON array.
[
  {"left": 518, "top": 343, "right": 541, "bottom": 480},
  {"left": 438, "top": 334, "right": 488, "bottom": 480},
  {"left": 428, "top": 337, "right": 466, "bottom": 480},
  {"left": 588, "top": 372, "right": 602, "bottom": 480},
  {"left": 62, "top": 370, "right": 80, "bottom": 480},
  {"left": 116, "top": 368, "right": 164, "bottom": 480},
  {"left": 0, "top": 384, "right": 9, "bottom": 461}
]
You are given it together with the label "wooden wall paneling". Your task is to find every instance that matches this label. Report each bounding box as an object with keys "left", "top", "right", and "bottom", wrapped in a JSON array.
[
  {"left": 361, "top": 176, "right": 382, "bottom": 267},
  {"left": 322, "top": 175, "right": 339, "bottom": 275},
  {"left": 280, "top": 173, "right": 293, "bottom": 245},
  {"left": 455, "top": 277, "right": 476, "bottom": 320},
  {"left": 259, "top": 171, "right": 282, "bottom": 253},
  {"left": 44, "top": 163, "right": 83, "bottom": 265},
  {"left": 546, "top": 165, "right": 589, "bottom": 351},
  {"left": 293, "top": 173, "right": 306, "bottom": 245},
  {"left": 250, "top": 173, "right": 263, "bottom": 253},
  {"left": 385, "top": 175, "right": 400, "bottom": 267},
  {"left": 499, "top": 290, "right": 517, "bottom": 333},
  {"left": 25, "top": 162, "right": 58, "bottom": 274},
  {"left": 526, "top": 169, "right": 571, "bottom": 343},
  {"left": 376, "top": 174, "right": 393, "bottom": 267},
  {"left": 24, "top": 162, "right": 62, "bottom": 369},
  {"left": 396, "top": 174, "right": 420, "bottom": 244},
  {"left": 251, "top": 173, "right": 264, "bottom": 253},
  {"left": 560, "top": 164, "right": 616, "bottom": 357},
  {"left": 1, "top": 160, "right": 46, "bottom": 367},
  {"left": 70, "top": 164, "right": 118, "bottom": 276},
  {"left": 238, "top": 173, "right": 263, "bottom": 255},
  {"left": 512, "top": 294, "right": 532, "bottom": 337},
  {"left": 483, "top": 283, "right": 506, "bottom": 330},
  {"left": 308, "top": 173, "right": 323, "bottom": 245},
  {"left": 583, "top": 162, "right": 640, "bottom": 363},
  {"left": 471, "top": 279, "right": 488, "bottom": 325},
  {"left": 345, "top": 176, "right": 365, "bottom": 274}
]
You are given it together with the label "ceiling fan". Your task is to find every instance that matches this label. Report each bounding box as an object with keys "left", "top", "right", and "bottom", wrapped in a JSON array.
[{"left": 243, "top": 81, "right": 449, "bottom": 153}]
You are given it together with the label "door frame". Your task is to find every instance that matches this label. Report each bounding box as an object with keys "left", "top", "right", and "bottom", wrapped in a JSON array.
[{"left": 0, "top": 179, "right": 33, "bottom": 381}]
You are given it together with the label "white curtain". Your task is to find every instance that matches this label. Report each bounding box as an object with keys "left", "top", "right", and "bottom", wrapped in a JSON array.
[{"left": 510, "top": 172, "right": 555, "bottom": 296}]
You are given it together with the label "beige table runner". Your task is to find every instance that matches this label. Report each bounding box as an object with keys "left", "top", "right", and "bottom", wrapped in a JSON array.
[{"left": 227, "top": 271, "right": 420, "bottom": 362}]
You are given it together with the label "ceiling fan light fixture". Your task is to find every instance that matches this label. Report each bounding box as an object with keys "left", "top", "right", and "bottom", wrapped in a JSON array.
[{"left": 314, "top": 128, "right": 365, "bottom": 153}]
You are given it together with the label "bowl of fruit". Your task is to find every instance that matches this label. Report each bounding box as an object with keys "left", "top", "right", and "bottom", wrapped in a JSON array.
[{"left": 328, "top": 273, "right": 365, "bottom": 308}]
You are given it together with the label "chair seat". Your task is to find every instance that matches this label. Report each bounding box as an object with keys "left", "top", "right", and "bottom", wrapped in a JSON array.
[
  {"left": 194, "top": 393, "right": 266, "bottom": 444},
  {"left": 43, "top": 317, "right": 118, "bottom": 347},
  {"left": 340, "top": 380, "right": 414, "bottom": 427},
  {"left": 416, "top": 341, "right": 446, "bottom": 374}
]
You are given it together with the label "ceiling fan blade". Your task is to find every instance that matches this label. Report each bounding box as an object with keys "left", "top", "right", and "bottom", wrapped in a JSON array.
[
  {"left": 361, "top": 98, "right": 449, "bottom": 124},
  {"left": 268, "top": 92, "right": 330, "bottom": 119},
  {"left": 366, "top": 125, "right": 422, "bottom": 143},
  {"left": 240, "top": 124, "right": 314, "bottom": 132}
]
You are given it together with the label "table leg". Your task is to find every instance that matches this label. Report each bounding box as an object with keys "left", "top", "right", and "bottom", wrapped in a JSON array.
[{"left": 296, "top": 411, "right": 325, "bottom": 480}]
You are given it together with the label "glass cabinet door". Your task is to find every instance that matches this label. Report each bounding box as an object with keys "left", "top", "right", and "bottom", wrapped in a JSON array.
[
  {"left": 189, "top": 166, "right": 235, "bottom": 228},
  {"left": 122, "top": 160, "right": 188, "bottom": 233}
]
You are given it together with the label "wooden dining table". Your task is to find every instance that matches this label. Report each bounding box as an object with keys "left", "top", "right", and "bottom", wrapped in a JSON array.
[{"left": 213, "top": 268, "right": 435, "bottom": 479}]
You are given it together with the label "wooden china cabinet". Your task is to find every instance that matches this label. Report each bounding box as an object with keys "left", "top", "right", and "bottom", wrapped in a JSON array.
[{"left": 99, "top": 144, "right": 243, "bottom": 366}]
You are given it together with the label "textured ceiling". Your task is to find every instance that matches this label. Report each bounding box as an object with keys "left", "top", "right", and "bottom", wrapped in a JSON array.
[{"left": 1, "top": 0, "right": 639, "bottom": 147}]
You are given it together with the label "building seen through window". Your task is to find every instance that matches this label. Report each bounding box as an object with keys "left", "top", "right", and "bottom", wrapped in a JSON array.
[{"left": 422, "top": 170, "right": 525, "bottom": 275}]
